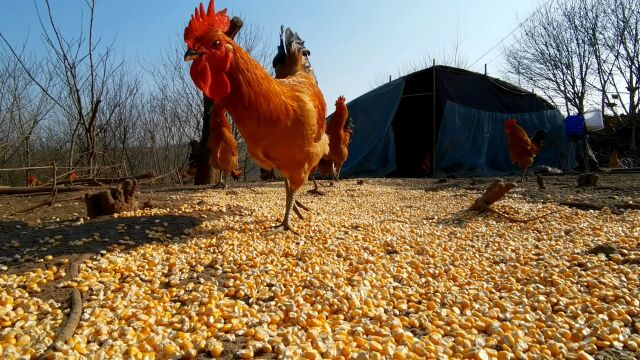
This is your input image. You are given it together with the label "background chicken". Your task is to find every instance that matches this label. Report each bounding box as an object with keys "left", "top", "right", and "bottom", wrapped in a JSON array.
[
  {"left": 310, "top": 96, "right": 353, "bottom": 194},
  {"left": 67, "top": 170, "right": 78, "bottom": 183},
  {"left": 271, "top": 30, "right": 352, "bottom": 194},
  {"left": 26, "top": 175, "right": 42, "bottom": 187},
  {"left": 184, "top": 1, "right": 328, "bottom": 232},
  {"left": 608, "top": 149, "right": 620, "bottom": 169},
  {"left": 504, "top": 118, "right": 546, "bottom": 181},
  {"left": 208, "top": 105, "right": 239, "bottom": 188},
  {"left": 319, "top": 96, "right": 352, "bottom": 180}
]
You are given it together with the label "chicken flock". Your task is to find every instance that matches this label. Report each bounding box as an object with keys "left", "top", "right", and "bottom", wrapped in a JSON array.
[{"left": 183, "top": 1, "right": 553, "bottom": 232}]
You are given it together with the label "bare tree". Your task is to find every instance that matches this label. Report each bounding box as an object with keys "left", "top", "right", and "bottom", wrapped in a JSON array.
[
  {"left": 605, "top": 0, "right": 640, "bottom": 148},
  {"left": 504, "top": 0, "right": 596, "bottom": 115},
  {"left": 0, "top": 0, "right": 123, "bottom": 175},
  {"left": 0, "top": 48, "right": 53, "bottom": 184}
]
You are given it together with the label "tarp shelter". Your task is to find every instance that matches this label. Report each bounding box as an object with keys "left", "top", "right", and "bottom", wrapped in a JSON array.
[{"left": 337, "top": 66, "right": 576, "bottom": 178}]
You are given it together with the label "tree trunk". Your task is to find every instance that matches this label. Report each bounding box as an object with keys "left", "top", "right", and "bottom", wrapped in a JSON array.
[
  {"left": 194, "top": 95, "right": 214, "bottom": 185},
  {"left": 630, "top": 73, "right": 637, "bottom": 150}
]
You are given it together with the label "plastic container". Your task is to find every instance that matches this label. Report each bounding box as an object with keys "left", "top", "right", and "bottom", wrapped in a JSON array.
[
  {"left": 564, "top": 114, "right": 586, "bottom": 140},
  {"left": 583, "top": 109, "right": 604, "bottom": 131}
]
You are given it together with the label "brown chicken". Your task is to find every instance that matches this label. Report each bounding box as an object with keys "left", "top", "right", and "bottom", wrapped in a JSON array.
[
  {"left": 310, "top": 96, "right": 352, "bottom": 194},
  {"left": 504, "top": 118, "right": 546, "bottom": 182},
  {"left": 67, "top": 170, "right": 78, "bottom": 182},
  {"left": 608, "top": 149, "right": 620, "bottom": 169},
  {"left": 320, "top": 96, "right": 351, "bottom": 179},
  {"left": 208, "top": 105, "right": 239, "bottom": 188},
  {"left": 26, "top": 175, "right": 42, "bottom": 187},
  {"left": 184, "top": 1, "right": 328, "bottom": 232}
]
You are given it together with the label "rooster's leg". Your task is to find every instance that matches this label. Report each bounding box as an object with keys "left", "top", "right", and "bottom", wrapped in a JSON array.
[
  {"left": 307, "top": 177, "right": 324, "bottom": 195},
  {"left": 520, "top": 168, "right": 527, "bottom": 183},
  {"left": 267, "top": 178, "right": 297, "bottom": 235},
  {"left": 213, "top": 172, "right": 228, "bottom": 189}
]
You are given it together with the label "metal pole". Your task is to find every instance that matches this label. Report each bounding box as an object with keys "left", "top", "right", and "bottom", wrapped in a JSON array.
[{"left": 432, "top": 59, "right": 437, "bottom": 176}]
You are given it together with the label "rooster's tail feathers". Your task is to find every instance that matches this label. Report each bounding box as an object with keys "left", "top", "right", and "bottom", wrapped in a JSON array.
[{"left": 272, "top": 26, "right": 315, "bottom": 79}]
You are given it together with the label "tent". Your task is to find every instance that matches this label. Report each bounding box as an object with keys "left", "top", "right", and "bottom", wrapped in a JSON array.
[{"left": 337, "top": 65, "right": 576, "bottom": 178}]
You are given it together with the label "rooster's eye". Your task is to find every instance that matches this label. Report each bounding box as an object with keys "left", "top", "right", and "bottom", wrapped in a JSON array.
[{"left": 212, "top": 40, "right": 222, "bottom": 49}]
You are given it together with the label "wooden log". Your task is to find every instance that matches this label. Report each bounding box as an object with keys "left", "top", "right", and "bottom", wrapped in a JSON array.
[
  {"left": 0, "top": 185, "right": 97, "bottom": 196},
  {"left": 469, "top": 180, "right": 517, "bottom": 212},
  {"left": 84, "top": 179, "right": 139, "bottom": 218}
]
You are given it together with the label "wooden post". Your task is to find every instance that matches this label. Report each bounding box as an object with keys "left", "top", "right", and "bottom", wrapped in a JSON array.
[{"left": 432, "top": 59, "right": 437, "bottom": 176}]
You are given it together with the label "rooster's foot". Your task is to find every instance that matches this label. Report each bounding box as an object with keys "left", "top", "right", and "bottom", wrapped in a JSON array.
[
  {"left": 307, "top": 188, "right": 324, "bottom": 196},
  {"left": 294, "top": 200, "right": 310, "bottom": 212},
  {"left": 293, "top": 205, "right": 304, "bottom": 220},
  {"left": 212, "top": 182, "right": 227, "bottom": 189},
  {"left": 265, "top": 223, "right": 298, "bottom": 236}
]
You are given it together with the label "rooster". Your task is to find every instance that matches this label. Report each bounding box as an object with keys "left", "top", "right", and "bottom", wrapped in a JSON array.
[
  {"left": 184, "top": 1, "right": 328, "bottom": 232},
  {"left": 208, "top": 104, "right": 240, "bottom": 188},
  {"left": 504, "top": 118, "right": 546, "bottom": 182}
]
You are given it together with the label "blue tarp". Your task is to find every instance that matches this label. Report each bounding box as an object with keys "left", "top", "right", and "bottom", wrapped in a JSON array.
[
  {"left": 434, "top": 102, "right": 576, "bottom": 177},
  {"left": 339, "top": 78, "right": 405, "bottom": 177}
]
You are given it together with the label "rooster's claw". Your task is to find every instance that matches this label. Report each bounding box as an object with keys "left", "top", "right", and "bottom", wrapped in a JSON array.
[{"left": 265, "top": 223, "right": 298, "bottom": 237}]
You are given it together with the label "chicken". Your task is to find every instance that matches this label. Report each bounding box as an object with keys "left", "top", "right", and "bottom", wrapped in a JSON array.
[
  {"left": 184, "top": 1, "right": 328, "bottom": 232},
  {"left": 320, "top": 96, "right": 352, "bottom": 179},
  {"left": 208, "top": 104, "right": 240, "bottom": 188},
  {"left": 608, "top": 149, "right": 620, "bottom": 169},
  {"left": 271, "top": 29, "right": 351, "bottom": 194},
  {"left": 67, "top": 170, "right": 78, "bottom": 183},
  {"left": 230, "top": 169, "right": 242, "bottom": 180},
  {"left": 504, "top": 118, "right": 546, "bottom": 182},
  {"left": 309, "top": 96, "right": 352, "bottom": 194},
  {"left": 26, "top": 175, "right": 42, "bottom": 187}
]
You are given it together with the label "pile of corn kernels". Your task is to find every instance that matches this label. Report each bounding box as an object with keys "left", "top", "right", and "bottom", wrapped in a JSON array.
[{"left": 1, "top": 179, "right": 639, "bottom": 359}]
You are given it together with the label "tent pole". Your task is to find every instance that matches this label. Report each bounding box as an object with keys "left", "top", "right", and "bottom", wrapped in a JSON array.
[{"left": 432, "top": 59, "right": 436, "bottom": 176}]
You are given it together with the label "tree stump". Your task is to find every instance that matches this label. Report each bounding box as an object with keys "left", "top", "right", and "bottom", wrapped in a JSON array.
[
  {"left": 577, "top": 173, "right": 598, "bottom": 187},
  {"left": 84, "top": 179, "right": 139, "bottom": 218}
]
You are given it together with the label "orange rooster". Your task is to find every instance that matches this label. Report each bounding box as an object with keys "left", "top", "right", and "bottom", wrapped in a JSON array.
[
  {"left": 208, "top": 104, "right": 240, "bottom": 188},
  {"left": 504, "top": 118, "right": 547, "bottom": 182},
  {"left": 26, "top": 175, "right": 42, "bottom": 187},
  {"left": 608, "top": 149, "right": 620, "bottom": 169},
  {"left": 184, "top": 1, "right": 328, "bottom": 232}
]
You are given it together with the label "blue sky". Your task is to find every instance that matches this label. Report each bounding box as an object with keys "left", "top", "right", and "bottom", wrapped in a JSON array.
[{"left": 0, "top": 0, "right": 542, "bottom": 106}]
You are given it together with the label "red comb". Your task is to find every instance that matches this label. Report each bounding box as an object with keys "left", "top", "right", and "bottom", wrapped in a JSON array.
[
  {"left": 184, "top": 1, "right": 230, "bottom": 47},
  {"left": 505, "top": 118, "right": 517, "bottom": 127},
  {"left": 336, "top": 96, "right": 346, "bottom": 104}
]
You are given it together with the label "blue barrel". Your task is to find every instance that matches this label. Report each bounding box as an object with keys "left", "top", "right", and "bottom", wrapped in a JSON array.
[{"left": 564, "top": 115, "right": 586, "bottom": 140}]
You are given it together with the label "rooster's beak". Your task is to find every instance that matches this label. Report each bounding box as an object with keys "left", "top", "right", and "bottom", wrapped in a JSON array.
[{"left": 184, "top": 49, "right": 202, "bottom": 61}]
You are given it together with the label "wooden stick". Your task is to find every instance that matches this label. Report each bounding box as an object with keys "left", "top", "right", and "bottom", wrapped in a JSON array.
[{"left": 0, "top": 185, "right": 99, "bottom": 196}]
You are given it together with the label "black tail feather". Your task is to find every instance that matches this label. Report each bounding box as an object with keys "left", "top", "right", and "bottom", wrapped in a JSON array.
[
  {"left": 272, "top": 26, "right": 314, "bottom": 78},
  {"left": 531, "top": 130, "right": 547, "bottom": 148}
]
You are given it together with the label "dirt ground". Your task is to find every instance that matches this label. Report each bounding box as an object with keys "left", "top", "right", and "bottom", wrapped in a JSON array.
[{"left": 0, "top": 174, "right": 639, "bottom": 359}]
